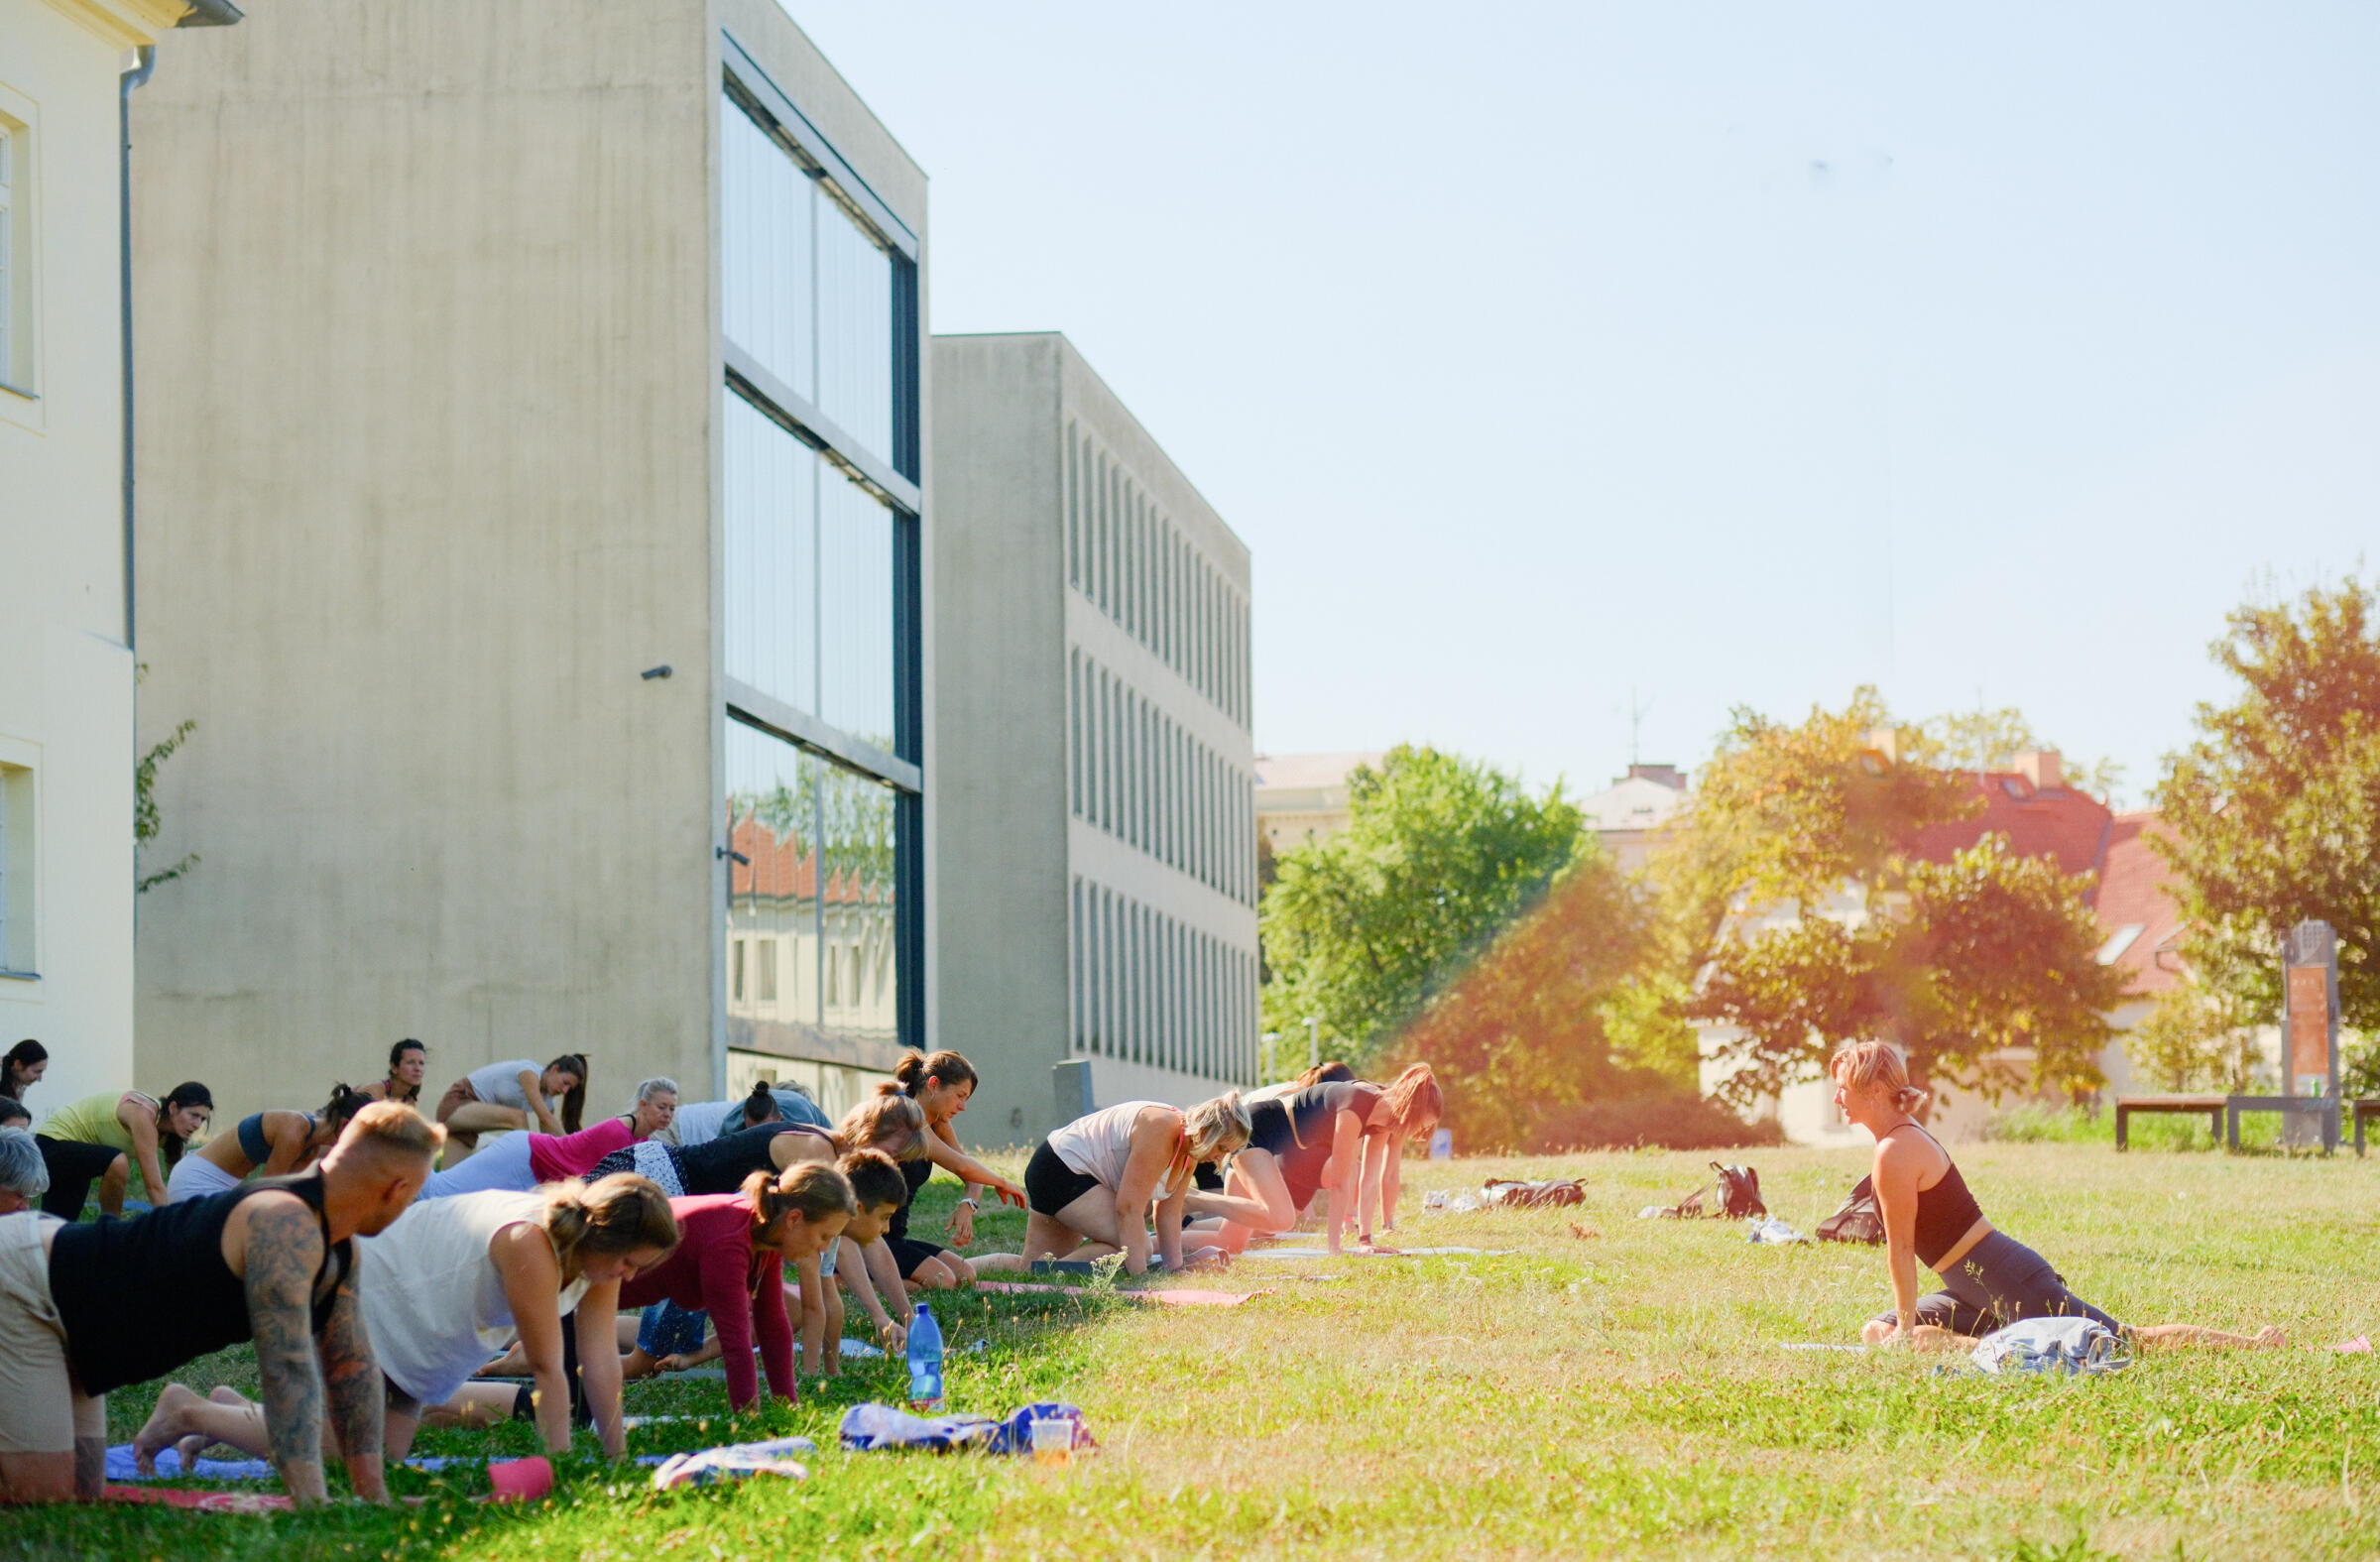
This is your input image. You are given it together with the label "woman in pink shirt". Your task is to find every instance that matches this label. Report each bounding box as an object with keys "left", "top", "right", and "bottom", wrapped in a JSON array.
[{"left": 616, "top": 1163, "right": 856, "bottom": 1408}]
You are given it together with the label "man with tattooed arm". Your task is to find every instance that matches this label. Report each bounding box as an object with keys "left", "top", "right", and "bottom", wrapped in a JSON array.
[{"left": 0, "top": 1102, "right": 437, "bottom": 1503}]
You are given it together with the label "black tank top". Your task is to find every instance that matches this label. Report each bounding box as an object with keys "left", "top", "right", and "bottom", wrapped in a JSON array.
[
  {"left": 1891, "top": 1125, "right": 1987, "bottom": 1268},
  {"left": 888, "top": 1153, "right": 936, "bottom": 1243},
  {"left": 1248, "top": 1082, "right": 1382, "bottom": 1202},
  {"left": 677, "top": 1123, "right": 833, "bottom": 1196},
  {"left": 47, "top": 1172, "right": 352, "bottom": 1394}
]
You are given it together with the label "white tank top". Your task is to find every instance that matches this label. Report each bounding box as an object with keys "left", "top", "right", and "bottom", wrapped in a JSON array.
[
  {"left": 356, "top": 1189, "right": 590, "bottom": 1406},
  {"left": 468, "top": 1060, "right": 541, "bottom": 1111},
  {"left": 1048, "top": 1101, "right": 1183, "bottom": 1198}
]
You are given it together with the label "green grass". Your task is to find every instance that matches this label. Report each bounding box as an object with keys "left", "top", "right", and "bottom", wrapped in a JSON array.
[{"left": 10, "top": 1144, "right": 2380, "bottom": 1560}]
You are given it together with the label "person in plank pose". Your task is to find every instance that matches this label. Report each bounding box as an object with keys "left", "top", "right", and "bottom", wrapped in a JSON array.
[
  {"left": 433, "top": 1054, "right": 589, "bottom": 1164},
  {"left": 882, "top": 1051, "right": 1028, "bottom": 1294},
  {"left": 34, "top": 1082, "right": 214, "bottom": 1215},
  {"left": 168, "top": 1085, "right": 375, "bottom": 1200},
  {"left": 1020, "top": 1095, "right": 1253, "bottom": 1276},
  {"left": 151, "top": 1173, "right": 677, "bottom": 1466},
  {"left": 615, "top": 1163, "right": 855, "bottom": 1404},
  {"left": 1834, "top": 1040, "right": 2284, "bottom": 1351},
  {"left": 1, "top": 1103, "right": 436, "bottom": 1504}
]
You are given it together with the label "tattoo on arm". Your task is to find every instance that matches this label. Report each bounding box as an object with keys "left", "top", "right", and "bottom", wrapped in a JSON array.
[
  {"left": 242, "top": 1198, "right": 330, "bottom": 1501},
  {"left": 318, "top": 1271, "right": 386, "bottom": 1472}
]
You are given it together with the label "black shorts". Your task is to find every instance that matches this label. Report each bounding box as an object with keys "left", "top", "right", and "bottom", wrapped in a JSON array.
[
  {"left": 886, "top": 1236, "right": 946, "bottom": 1278},
  {"left": 1023, "top": 1141, "right": 1099, "bottom": 1218},
  {"left": 36, "top": 1136, "right": 125, "bottom": 1219}
]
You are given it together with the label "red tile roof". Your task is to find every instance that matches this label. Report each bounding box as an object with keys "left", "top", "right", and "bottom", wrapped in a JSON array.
[{"left": 1903, "top": 775, "right": 2184, "bottom": 1001}]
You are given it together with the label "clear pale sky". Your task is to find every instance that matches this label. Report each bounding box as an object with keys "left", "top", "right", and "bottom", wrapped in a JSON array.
[{"left": 786, "top": 2, "right": 2378, "bottom": 807}]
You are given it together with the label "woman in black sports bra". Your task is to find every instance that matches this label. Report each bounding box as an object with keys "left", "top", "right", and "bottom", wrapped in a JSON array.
[{"left": 1833, "top": 1040, "right": 2283, "bottom": 1351}]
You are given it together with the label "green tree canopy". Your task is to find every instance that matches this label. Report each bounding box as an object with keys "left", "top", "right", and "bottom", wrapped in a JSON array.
[
  {"left": 1673, "top": 689, "right": 2124, "bottom": 1108},
  {"left": 1258, "top": 745, "right": 1584, "bottom": 1069},
  {"left": 2154, "top": 576, "right": 2380, "bottom": 1031}
]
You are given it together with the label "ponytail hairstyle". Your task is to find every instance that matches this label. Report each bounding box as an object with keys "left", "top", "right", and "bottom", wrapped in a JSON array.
[
  {"left": 1378, "top": 1064, "right": 1443, "bottom": 1136},
  {"left": 1183, "top": 1091, "right": 1252, "bottom": 1163},
  {"left": 544, "top": 1053, "right": 590, "bottom": 1134},
  {"left": 892, "top": 1049, "right": 979, "bottom": 1099},
  {"left": 1293, "top": 1060, "right": 1355, "bottom": 1089},
  {"left": 836, "top": 1085, "right": 927, "bottom": 1162},
  {"left": 1830, "top": 1040, "right": 1930, "bottom": 1117},
  {"left": 158, "top": 1081, "right": 214, "bottom": 1167},
  {"left": 2, "top": 1039, "right": 46, "bottom": 1099},
  {"left": 539, "top": 1172, "right": 678, "bottom": 1281},
  {"left": 385, "top": 1039, "right": 425, "bottom": 1104},
  {"left": 741, "top": 1161, "right": 858, "bottom": 1241},
  {"left": 733, "top": 1081, "right": 780, "bottom": 1129},
  {"left": 319, "top": 1083, "right": 375, "bottom": 1137},
  {"left": 837, "top": 1147, "right": 908, "bottom": 1213}
]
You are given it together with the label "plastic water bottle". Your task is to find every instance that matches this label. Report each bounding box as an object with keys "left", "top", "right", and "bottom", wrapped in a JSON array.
[{"left": 906, "top": 1303, "right": 944, "bottom": 1412}]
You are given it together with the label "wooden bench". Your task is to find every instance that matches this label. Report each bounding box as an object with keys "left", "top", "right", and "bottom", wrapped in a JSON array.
[
  {"left": 2356, "top": 1100, "right": 2380, "bottom": 1158},
  {"left": 2113, "top": 1094, "right": 2225, "bottom": 1150}
]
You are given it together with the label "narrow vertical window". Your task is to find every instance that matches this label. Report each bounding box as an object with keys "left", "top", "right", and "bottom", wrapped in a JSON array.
[
  {"left": 1071, "top": 877, "right": 1083, "bottom": 1049},
  {"left": 1066, "top": 424, "right": 1080, "bottom": 589}
]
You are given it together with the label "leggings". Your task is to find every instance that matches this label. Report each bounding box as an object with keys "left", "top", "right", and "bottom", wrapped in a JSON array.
[
  {"left": 35, "top": 1137, "right": 124, "bottom": 1219},
  {"left": 419, "top": 1132, "right": 536, "bottom": 1200},
  {"left": 1874, "top": 1230, "right": 2125, "bottom": 1337}
]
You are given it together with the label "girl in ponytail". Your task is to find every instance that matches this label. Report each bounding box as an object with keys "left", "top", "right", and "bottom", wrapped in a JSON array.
[
  {"left": 611, "top": 1164, "right": 855, "bottom": 1409},
  {"left": 880, "top": 1049, "right": 1029, "bottom": 1291}
]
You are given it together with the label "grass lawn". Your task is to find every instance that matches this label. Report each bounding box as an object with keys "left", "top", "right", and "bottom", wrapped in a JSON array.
[{"left": 8, "top": 1141, "right": 2378, "bottom": 1560}]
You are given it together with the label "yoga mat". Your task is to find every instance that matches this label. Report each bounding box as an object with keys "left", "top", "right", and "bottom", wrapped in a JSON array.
[
  {"left": 106, "top": 1445, "right": 275, "bottom": 1483},
  {"left": 973, "top": 1281, "right": 1266, "bottom": 1308},
  {"left": 106, "top": 1485, "right": 293, "bottom": 1513},
  {"left": 1780, "top": 1343, "right": 1870, "bottom": 1353},
  {"left": 1241, "top": 1246, "right": 1515, "bottom": 1260}
]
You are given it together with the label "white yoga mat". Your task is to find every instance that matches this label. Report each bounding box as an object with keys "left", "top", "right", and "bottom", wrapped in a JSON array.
[{"left": 1241, "top": 1245, "right": 1516, "bottom": 1260}]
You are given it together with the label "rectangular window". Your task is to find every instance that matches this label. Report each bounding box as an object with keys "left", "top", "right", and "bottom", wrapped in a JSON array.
[
  {"left": 724, "top": 393, "right": 818, "bottom": 715},
  {"left": 0, "top": 758, "right": 31, "bottom": 976},
  {"left": 1066, "top": 425, "right": 1080, "bottom": 589},
  {"left": 0, "top": 123, "right": 14, "bottom": 387},
  {"left": 1095, "top": 450, "right": 1110, "bottom": 614},
  {"left": 819, "top": 466, "right": 895, "bottom": 750},
  {"left": 756, "top": 938, "right": 778, "bottom": 1002},
  {"left": 1068, "top": 651, "right": 1082, "bottom": 816},
  {"left": 724, "top": 720, "right": 821, "bottom": 1050},
  {"left": 1071, "top": 877, "right": 1085, "bottom": 1049}
]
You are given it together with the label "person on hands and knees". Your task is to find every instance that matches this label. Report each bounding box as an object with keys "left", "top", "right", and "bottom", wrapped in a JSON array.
[{"left": 0, "top": 1104, "right": 436, "bottom": 1505}]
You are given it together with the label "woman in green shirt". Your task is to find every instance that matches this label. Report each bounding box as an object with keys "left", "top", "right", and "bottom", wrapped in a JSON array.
[{"left": 36, "top": 1083, "right": 213, "bottom": 1214}]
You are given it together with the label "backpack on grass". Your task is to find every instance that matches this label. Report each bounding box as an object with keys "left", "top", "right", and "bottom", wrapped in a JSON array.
[
  {"left": 1816, "top": 1175, "right": 1884, "bottom": 1246},
  {"left": 1651, "top": 1162, "right": 1765, "bottom": 1220}
]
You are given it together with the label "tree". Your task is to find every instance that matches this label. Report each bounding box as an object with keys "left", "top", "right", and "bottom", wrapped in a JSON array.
[
  {"left": 2154, "top": 576, "right": 2380, "bottom": 1034},
  {"left": 1677, "top": 690, "right": 2125, "bottom": 1110},
  {"left": 1258, "top": 745, "right": 1583, "bottom": 1070},
  {"left": 1378, "top": 843, "right": 1652, "bottom": 1150}
]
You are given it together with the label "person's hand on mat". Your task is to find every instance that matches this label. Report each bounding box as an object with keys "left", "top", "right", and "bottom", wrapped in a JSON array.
[{"left": 1357, "top": 1237, "right": 1400, "bottom": 1255}]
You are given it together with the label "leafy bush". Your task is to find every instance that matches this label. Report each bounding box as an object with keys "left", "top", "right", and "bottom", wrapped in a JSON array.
[{"left": 1529, "top": 1088, "right": 1784, "bottom": 1152}]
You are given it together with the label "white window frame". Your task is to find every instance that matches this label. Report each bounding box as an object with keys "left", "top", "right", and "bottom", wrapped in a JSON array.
[{"left": 0, "top": 743, "right": 38, "bottom": 981}]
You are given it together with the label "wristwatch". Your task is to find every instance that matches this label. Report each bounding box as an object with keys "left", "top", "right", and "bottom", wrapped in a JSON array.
[{"left": 958, "top": 1196, "right": 981, "bottom": 1210}]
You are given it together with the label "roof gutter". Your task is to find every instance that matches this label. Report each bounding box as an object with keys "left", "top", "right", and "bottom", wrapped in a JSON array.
[{"left": 120, "top": 0, "right": 241, "bottom": 653}]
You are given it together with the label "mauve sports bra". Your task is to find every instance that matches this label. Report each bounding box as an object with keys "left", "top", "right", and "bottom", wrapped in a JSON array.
[{"left": 1890, "top": 1123, "right": 1986, "bottom": 1268}]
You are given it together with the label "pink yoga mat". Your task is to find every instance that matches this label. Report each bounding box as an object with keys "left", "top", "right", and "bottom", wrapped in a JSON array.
[
  {"left": 106, "top": 1485, "right": 293, "bottom": 1513},
  {"left": 974, "top": 1281, "right": 1266, "bottom": 1307}
]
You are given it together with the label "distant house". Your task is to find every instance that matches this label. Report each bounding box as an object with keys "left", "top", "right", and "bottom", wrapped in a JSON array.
[
  {"left": 1700, "top": 749, "right": 2187, "bottom": 1144},
  {"left": 1254, "top": 752, "right": 1384, "bottom": 856},
  {"left": 1578, "top": 763, "right": 1688, "bottom": 872}
]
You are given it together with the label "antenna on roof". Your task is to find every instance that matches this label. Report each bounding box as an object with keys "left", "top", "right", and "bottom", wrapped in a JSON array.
[{"left": 1624, "top": 688, "right": 1651, "bottom": 768}]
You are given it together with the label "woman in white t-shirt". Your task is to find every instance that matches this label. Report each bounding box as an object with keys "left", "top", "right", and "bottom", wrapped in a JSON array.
[
  {"left": 432, "top": 1054, "right": 588, "bottom": 1165},
  {"left": 1018, "top": 1095, "right": 1254, "bottom": 1275}
]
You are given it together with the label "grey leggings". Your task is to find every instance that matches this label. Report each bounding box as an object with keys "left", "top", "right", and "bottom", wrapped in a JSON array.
[{"left": 1873, "top": 1231, "right": 2125, "bottom": 1337}]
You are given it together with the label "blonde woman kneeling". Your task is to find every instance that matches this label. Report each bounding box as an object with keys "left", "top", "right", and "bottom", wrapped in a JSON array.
[{"left": 1020, "top": 1096, "right": 1251, "bottom": 1276}]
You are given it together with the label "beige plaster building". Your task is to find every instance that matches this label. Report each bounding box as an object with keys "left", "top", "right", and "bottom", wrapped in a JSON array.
[
  {"left": 127, "top": 0, "right": 929, "bottom": 1117},
  {"left": 1253, "top": 752, "right": 1381, "bottom": 857},
  {"left": 0, "top": 0, "right": 234, "bottom": 1107}
]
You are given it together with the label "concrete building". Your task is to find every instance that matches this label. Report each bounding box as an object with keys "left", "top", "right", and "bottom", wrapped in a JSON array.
[
  {"left": 126, "top": 0, "right": 928, "bottom": 1121},
  {"left": 0, "top": 0, "right": 235, "bottom": 1107},
  {"left": 931, "top": 333, "right": 1257, "bottom": 1141},
  {"left": 1578, "top": 763, "right": 1688, "bottom": 872},
  {"left": 1253, "top": 752, "right": 1382, "bottom": 858}
]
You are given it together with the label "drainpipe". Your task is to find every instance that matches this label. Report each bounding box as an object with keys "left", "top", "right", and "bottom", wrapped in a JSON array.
[{"left": 120, "top": 46, "right": 156, "bottom": 652}]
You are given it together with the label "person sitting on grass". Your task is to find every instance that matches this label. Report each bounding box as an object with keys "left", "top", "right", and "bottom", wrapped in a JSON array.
[
  {"left": 359, "top": 1039, "right": 428, "bottom": 1106},
  {"left": 612, "top": 1163, "right": 855, "bottom": 1407},
  {"left": 1020, "top": 1095, "right": 1252, "bottom": 1276},
  {"left": 433, "top": 1054, "right": 588, "bottom": 1165},
  {"left": 2, "top": 1104, "right": 436, "bottom": 1506},
  {"left": 1833, "top": 1039, "right": 2285, "bottom": 1352},
  {"left": 35, "top": 1082, "right": 213, "bottom": 1215},
  {"left": 167, "top": 1085, "right": 375, "bottom": 1200}
]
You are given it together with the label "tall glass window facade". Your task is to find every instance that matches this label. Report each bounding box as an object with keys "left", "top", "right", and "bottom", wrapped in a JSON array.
[{"left": 720, "top": 50, "right": 921, "bottom": 1066}]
